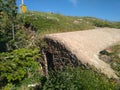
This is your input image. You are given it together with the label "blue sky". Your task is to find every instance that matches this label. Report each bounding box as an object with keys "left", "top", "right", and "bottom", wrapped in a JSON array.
[{"left": 16, "top": 0, "right": 120, "bottom": 21}]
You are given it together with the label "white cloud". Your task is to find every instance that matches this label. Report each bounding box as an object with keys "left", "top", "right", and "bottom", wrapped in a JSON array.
[{"left": 69, "top": 0, "right": 78, "bottom": 6}]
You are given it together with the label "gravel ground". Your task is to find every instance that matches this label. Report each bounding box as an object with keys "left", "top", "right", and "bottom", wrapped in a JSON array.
[{"left": 44, "top": 28, "right": 120, "bottom": 79}]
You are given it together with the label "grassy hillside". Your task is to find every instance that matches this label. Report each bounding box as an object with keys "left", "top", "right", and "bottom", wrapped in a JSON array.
[
  {"left": 15, "top": 11, "right": 120, "bottom": 50},
  {"left": 16, "top": 11, "right": 120, "bottom": 89},
  {"left": 18, "top": 11, "right": 120, "bottom": 36},
  {"left": 0, "top": 11, "right": 120, "bottom": 90}
]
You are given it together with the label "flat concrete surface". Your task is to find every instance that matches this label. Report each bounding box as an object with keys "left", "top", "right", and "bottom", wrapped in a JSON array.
[{"left": 44, "top": 28, "right": 120, "bottom": 79}]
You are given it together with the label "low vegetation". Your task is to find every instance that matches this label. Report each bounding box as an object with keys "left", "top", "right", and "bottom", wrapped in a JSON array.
[
  {"left": 0, "top": 0, "right": 120, "bottom": 89},
  {"left": 100, "top": 44, "right": 120, "bottom": 77},
  {"left": 40, "top": 66, "right": 119, "bottom": 90},
  {"left": 111, "top": 45, "right": 120, "bottom": 77},
  {"left": 20, "top": 11, "right": 120, "bottom": 35}
]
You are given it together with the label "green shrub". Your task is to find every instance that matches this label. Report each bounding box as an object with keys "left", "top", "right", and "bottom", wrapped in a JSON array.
[
  {"left": 41, "top": 67, "right": 117, "bottom": 90},
  {"left": 0, "top": 48, "right": 40, "bottom": 83},
  {"left": 2, "top": 83, "right": 15, "bottom": 90}
]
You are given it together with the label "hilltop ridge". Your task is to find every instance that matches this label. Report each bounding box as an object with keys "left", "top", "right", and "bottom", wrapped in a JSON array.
[{"left": 19, "top": 11, "right": 120, "bottom": 35}]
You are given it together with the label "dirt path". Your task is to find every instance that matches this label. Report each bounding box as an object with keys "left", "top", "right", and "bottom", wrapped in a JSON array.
[{"left": 43, "top": 28, "right": 120, "bottom": 79}]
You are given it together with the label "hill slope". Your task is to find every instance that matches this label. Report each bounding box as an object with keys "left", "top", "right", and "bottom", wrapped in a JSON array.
[
  {"left": 1, "top": 11, "right": 120, "bottom": 89},
  {"left": 18, "top": 11, "right": 120, "bottom": 35},
  {"left": 43, "top": 28, "right": 120, "bottom": 79}
]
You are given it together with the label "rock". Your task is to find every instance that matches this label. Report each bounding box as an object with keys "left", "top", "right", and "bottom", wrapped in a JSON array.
[
  {"left": 73, "top": 20, "right": 79, "bottom": 24},
  {"left": 99, "top": 55, "right": 112, "bottom": 63},
  {"left": 28, "top": 83, "right": 39, "bottom": 88}
]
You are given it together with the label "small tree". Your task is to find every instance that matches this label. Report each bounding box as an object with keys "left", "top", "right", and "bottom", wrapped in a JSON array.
[{"left": 0, "top": 0, "right": 17, "bottom": 52}]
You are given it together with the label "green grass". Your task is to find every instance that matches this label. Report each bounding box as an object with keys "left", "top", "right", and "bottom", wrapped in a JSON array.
[
  {"left": 18, "top": 11, "right": 120, "bottom": 36},
  {"left": 2, "top": 66, "right": 120, "bottom": 90},
  {"left": 40, "top": 66, "right": 119, "bottom": 90}
]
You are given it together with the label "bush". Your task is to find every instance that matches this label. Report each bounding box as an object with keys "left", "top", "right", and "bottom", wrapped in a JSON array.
[
  {"left": 41, "top": 67, "right": 117, "bottom": 90},
  {"left": 0, "top": 48, "right": 40, "bottom": 84}
]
